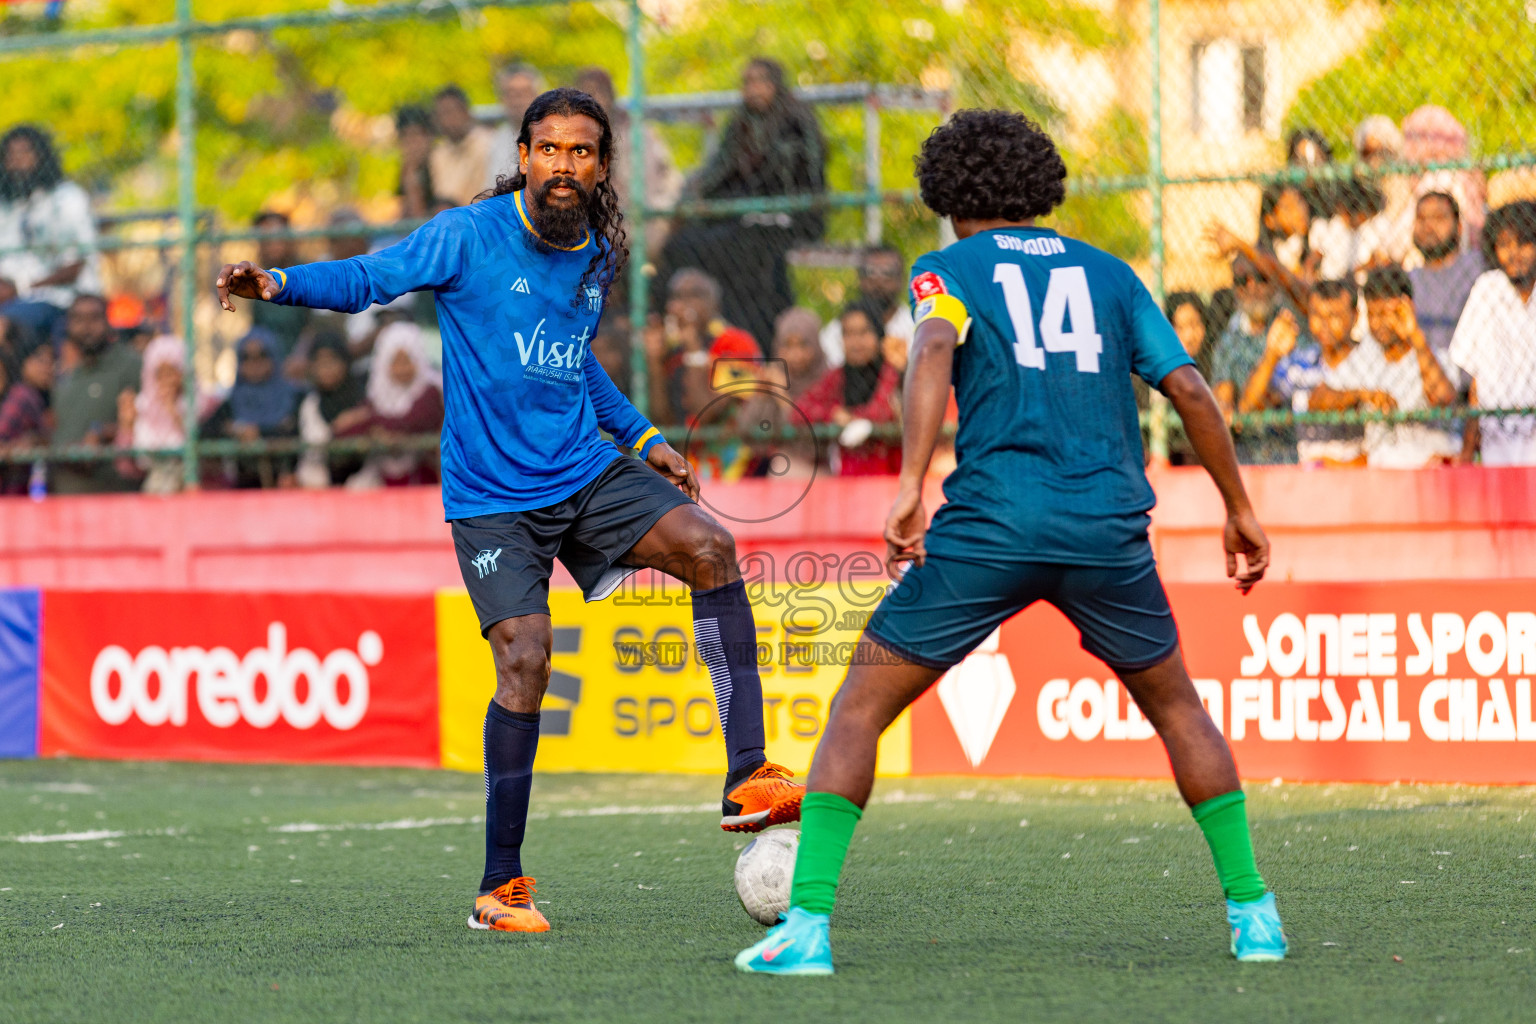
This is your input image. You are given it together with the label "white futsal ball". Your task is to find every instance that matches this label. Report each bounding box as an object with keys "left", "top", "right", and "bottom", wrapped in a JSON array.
[{"left": 734, "top": 828, "right": 799, "bottom": 925}]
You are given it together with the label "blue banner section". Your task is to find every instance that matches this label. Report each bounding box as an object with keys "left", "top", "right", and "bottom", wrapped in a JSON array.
[{"left": 0, "top": 588, "right": 41, "bottom": 758}]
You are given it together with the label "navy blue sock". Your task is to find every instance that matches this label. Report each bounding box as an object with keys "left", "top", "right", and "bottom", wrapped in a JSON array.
[
  {"left": 692, "top": 579, "right": 767, "bottom": 774},
  {"left": 480, "top": 701, "right": 540, "bottom": 893}
]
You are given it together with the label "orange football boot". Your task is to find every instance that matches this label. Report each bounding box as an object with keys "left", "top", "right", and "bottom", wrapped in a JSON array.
[
  {"left": 468, "top": 877, "right": 550, "bottom": 932},
  {"left": 721, "top": 762, "right": 804, "bottom": 832}
]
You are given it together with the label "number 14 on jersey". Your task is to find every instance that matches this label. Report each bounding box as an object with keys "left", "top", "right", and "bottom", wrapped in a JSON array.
[{"left": 993, "top": 264, "right": 1103, "bottom": 374}]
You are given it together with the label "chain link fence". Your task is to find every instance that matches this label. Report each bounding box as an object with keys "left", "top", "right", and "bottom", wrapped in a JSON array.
[{"left": 1, "top": 0, "right": 1533, "bottom": 494}]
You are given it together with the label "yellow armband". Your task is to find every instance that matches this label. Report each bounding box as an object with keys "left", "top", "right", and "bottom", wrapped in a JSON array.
[{"left": 914, "top": 293, "right": 972, "bottom": 345}]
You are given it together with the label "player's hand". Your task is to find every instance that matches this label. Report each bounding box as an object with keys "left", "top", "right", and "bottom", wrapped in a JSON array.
[
  {"left": 647, "top": 442, "right": 699, "bottom": 501},
  {"left": 884, "top": 485, "right": 927, "bottom": 579},
  {"left": 1224, "top": 507, "right": 1269, "bottom": 594},
  {"left": 216, "top": 261, "right": 281, "bottom": 312}
]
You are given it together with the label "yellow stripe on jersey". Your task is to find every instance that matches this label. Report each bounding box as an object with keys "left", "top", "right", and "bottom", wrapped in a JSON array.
[{"left": 914, "top": 293, "right": 972, "bottom": 345}]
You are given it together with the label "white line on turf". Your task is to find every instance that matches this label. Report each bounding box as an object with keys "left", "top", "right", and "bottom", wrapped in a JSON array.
[
  {"left": 7, "top": 826, "right": 187, "bottom": 844},
  {"left": 270, "top": 802, "right": 719, "bottom": 834},
  {"left": 554, "top": 802, "right": 717, "bottom": 818},
  {"left": 10, "top": 829, "right": 125, "bottom": 844},
  {"left": 273, "top": 816, "right": 483, "bottom": 833}
]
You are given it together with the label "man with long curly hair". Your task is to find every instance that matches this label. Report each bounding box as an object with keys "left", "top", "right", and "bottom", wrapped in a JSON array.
[
  {"left": 737, "top": 109, "right": 1286, "bottom": 975},
  {"left": 0, "top": 124, "right": 100, "bottom": 310},
  {"left": 216, "top": 88, "right": 803, "bottom": 935}
]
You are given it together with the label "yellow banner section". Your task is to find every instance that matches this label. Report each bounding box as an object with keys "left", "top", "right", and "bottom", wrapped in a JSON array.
[{"left": 437, "top": 583, "right": 910, "bottom": 777}]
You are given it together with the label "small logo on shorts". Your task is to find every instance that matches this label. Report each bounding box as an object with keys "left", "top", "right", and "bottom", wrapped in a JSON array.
[{"left": 472, "top": 548, "right": 503, "bottom": 579}]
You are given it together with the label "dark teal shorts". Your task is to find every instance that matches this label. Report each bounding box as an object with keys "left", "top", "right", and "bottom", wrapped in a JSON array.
[
  {"left": 864, "top": 553, "right": 1180, "bottom": 673},
  {"left": 451, "top": 454, "right": 691, "bottom": 634}
]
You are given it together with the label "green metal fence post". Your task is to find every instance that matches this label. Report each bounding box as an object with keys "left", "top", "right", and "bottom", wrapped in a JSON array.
[
  {"left": 176, "top": 0, "right": 200, "bottom": 487},
  {"left": 863, "top": 89, "right": 882, "bottom": 245},
  {"left": 625, "top": 0, "right": 650, "bottom": 420},
  {"left": 1146, "top": 0, "right": 1171, "bottom": 463}
]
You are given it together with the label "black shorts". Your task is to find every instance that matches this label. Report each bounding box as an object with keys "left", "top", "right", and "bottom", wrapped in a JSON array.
[
  {"left": 865, "top": 553, "right": 1180, "bottom": 673},
  {"left": 451, "top": 454, "right": 693, "bottom": 634}
]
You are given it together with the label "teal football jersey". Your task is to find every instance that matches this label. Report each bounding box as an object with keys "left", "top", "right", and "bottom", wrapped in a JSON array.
[{"left": 909, "top": 226, "right": 1193, "bottom": 567}]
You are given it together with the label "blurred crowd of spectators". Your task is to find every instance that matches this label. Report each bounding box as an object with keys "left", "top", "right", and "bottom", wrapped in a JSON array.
[
  {"left": 0, "top": 115, "right": 450, "bottom": 495},
  {"left": 0, "top": 55, "right": 833, "bottom": 494},
  {"left": 4, "top": 85, "right": 1535, "bottom": 497},
  {"left": 1197, "top": 108, "right": 1536, "bottom": 468}
]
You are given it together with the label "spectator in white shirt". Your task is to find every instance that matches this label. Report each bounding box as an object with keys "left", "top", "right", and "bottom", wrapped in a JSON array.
[
  {"left": 485, "top": 64, "right": 546, "bottom": 191},
  {"left": 819, "top": 246, "right": 913, "bottom": 367},
  {"left": 1354, "top": 115, "right": 1414, "bottom": 264},
  {"left": 1311, "top": 267, "right": 1459, "bottom": 468},
  {"left": 430, "top": 85, "right": 494, "bottom": 207},
  {"left": 0, "top": 125, "right": 100, "bottom": 311},
  {"left": 1450, "top": 200, "right": 1536, "bottom": 466},
  {"left": 1309, "top": 176, "right": 1392, "bottom": 283}
]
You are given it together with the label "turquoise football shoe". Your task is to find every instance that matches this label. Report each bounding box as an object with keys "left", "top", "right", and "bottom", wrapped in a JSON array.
[
  {"left": 1228, "top": 891, "right": 1287, "bottom": 962},
  {"left": 734, "top": 907, "right": 834, "bottom": 975}
]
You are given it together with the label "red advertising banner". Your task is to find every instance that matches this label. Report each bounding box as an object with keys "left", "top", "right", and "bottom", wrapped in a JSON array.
[
  {"left": 911, "top": 581, "right": 1536, "bottom": 784},
  {"left": 41, "top": 592, "right": 439, "bottom": 766}
]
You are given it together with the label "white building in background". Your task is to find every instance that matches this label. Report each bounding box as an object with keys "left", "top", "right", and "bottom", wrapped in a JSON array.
[{"left": 1014, "top": 0, "right": 1385, "bottom": 290}]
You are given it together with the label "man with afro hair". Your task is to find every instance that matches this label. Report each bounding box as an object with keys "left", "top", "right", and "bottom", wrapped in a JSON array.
[{"left": 738, "top": 109, "right": 1286, "bottom": 975}]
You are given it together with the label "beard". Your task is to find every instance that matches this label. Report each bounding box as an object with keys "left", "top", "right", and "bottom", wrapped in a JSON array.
[
  {"left": 1507, "top": 264, "right": 1536, "bottom": 291},
  {"left": 1416, "top": 233, "right": 1459, "bottom": 263},
  {"left": 78, "top": 335, "right": 111, "bottom": 358},
  {"left": 0, "top": 168, "right": 48, "bottom": 202},
  {"left": 528, "top": 176, "right": 594, "bottom": 248}
]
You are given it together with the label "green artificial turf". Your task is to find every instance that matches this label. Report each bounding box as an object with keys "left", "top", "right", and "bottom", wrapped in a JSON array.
[{"left": 2, "top": 762, "right": 1533, "bottom": 1023}]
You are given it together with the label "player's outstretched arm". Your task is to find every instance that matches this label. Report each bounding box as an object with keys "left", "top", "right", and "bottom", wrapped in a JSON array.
[
  {"left": 217, "top": 215, "right": 465, "bottom": 315},
  {"left": 1160, "top": 365, "right": 1269, "bottom": 594},
  {"left": 885, "top": 319, "right": 955, "bottom": 578}
]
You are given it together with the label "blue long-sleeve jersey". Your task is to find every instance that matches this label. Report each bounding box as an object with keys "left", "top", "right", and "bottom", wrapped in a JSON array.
[{"left": 269, "top": 191, "right": 662, "bottom": 519}]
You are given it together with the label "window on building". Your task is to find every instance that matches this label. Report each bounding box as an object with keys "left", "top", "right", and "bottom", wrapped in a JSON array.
[{"left": 1190, "top": 39, "right": 1270, "bottom": 140}]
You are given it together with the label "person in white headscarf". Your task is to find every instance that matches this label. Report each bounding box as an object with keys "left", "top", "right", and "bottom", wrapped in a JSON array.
[
  {"left": 1387, "top": 106, "right": 1488, "bottom": 265},
  {"left": 337, "top": 321, "right": 444, "bottom": 487},
  {"left": 116, "top": 334, "right": 222, "bottom": 494}
]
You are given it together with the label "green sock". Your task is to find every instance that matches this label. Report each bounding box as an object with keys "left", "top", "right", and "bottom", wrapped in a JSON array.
[
  {"left": 789, "top": 792, "right": 863, "bottom": 916},
  {"left": 1191, "top": 790, "right": 1266, "bottom": 903}
]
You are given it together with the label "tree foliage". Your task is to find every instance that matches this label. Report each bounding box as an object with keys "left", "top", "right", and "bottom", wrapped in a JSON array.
[
  {"left": 0, "top": 1, "right": 627, "bottom": 220},
  {"left": 1287, "top": 0, "right": 1536, "bottom": 159},
  {"left": 0, "top": 0, "right": 1145, "bottom": 260}
]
